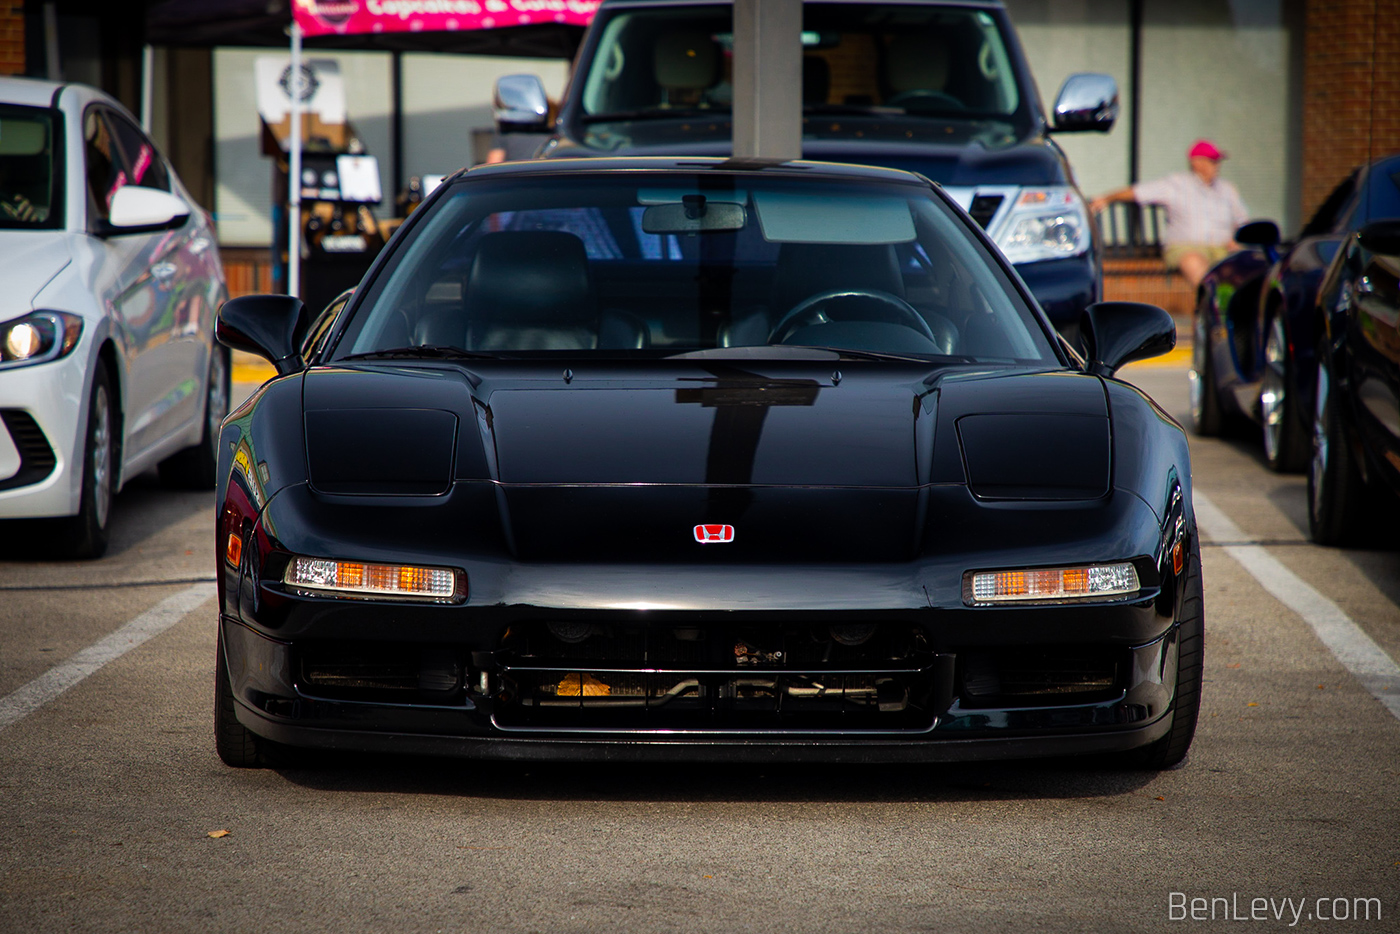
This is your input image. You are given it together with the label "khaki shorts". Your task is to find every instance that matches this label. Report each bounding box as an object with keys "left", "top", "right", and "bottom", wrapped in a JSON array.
[{"left": 1163, "top": 243, "right": 1233, "bottom": 270}]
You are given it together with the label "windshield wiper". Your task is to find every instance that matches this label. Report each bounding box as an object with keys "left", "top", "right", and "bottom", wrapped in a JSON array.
[
  {"left": 807, "top": 345, "right": 960, "bottom": 364},
  {"left": 340, "top": 345, "right": 494, "bottom": 361},
  {"left": 580, "top": 106, "right": 731, "bottom": 124}
]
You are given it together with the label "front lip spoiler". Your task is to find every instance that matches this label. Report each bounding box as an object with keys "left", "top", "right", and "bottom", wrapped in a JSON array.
[{"left": 234, "top": 700, "right": 1171, "bottom": 764}]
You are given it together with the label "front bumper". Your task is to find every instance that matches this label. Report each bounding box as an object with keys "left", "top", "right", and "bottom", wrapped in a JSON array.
[
  {"left": 1015, "top": 253, "right": 1100, "bottom": 339},
  {"left": 0, "top": 350, "right": 88, "bottom": 518},
  {"left": 222, "top": 596, "right": 1181, "bottom": 762}
]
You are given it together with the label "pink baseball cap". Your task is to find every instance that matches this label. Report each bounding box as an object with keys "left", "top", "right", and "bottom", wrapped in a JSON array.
[{"left": 1188, "top": 139, "right": 1226, "bottom": 161}]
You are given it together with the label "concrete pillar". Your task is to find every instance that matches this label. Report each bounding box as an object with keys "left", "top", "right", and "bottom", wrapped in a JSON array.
[{"left": 731, "top": 0, "right": 802, "bottom": 161}]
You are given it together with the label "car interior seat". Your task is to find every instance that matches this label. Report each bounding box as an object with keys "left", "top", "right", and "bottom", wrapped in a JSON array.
[
  {"left": 803, "top": 56, "right": 831, "bottom": 106},
  {"left": 883, "top": 33, "right": 962, "bottom": 111},
  {"left": 653, "top": 30, "right": 721, "bottom": 107},
  {"left": 454, "top": 230, "right": 648, "bottom": 352}
]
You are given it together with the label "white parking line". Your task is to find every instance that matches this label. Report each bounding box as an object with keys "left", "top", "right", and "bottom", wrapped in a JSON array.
[
  {"left": 1194, "top": 490, "right": 1400, "bottom": 722},
  {"left": 0, "top": 582, "right": 215, "bottom": 732}
]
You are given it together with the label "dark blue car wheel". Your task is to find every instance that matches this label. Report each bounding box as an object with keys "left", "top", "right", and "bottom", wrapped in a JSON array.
[
  {"left": 1261, "top": 315, "right": 1309, "bottom": 472},
  {"left": 1189, "top": 309, "right": 1224, "bottom": 436}
]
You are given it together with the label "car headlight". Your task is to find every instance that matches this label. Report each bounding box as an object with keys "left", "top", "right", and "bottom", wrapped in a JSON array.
[
  {"left": 963, "top": 562, "right": 1140, "bottom": 606},
  {"left": 993, "top": 187, "right": 1092, "bottom": 265},
  {"left": 284, "top": 554, "right": 465, "bottom": 603},
  {"left": 0, "top": 311, "right": 83, "bottom": 369}
]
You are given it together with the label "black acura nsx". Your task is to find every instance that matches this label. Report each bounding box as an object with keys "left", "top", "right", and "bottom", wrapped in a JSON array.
[{"left": 213, "top": 157, "right": 1201, "bottom": 769}]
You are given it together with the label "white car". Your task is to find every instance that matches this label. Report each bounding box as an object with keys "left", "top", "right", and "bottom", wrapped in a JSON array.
[{"left": 0, "top": 77, "right": 228, "bottom": 558}]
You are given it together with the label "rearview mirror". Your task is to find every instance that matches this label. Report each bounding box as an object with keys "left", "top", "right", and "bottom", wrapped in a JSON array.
[
  {"left": 642, "top": 198, "right": 746, "bottom": 234},
  {"left": 216, "top": 294, "right": 310, "bottom": 377},
  {"left": 101, "top": 186, "right": 190, "bottom": 236},
  {"left": 1079, "top": 301, "right": 1175, "bottom": 377},
  {"left": 1052, "top": 73, "right": 1119, "bottom": 133},
  {"left": 494, "top": 74, "right": 550, "bottom": 132}
]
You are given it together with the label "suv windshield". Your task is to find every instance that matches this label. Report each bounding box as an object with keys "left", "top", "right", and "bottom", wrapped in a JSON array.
[
  {"left": 335, "top": 172, "right": 1054, "bottom": 364},
  {"left": 0, "top": 106, "right": 60, "bottom": 229},
  {"left": 577, "top": 4, "right": 1027, "bottom": 151}
]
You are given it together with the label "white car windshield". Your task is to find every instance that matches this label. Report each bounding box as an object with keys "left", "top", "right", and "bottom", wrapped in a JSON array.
[{"left": 0, "top": 106, "right": 59, "bottom": 229}]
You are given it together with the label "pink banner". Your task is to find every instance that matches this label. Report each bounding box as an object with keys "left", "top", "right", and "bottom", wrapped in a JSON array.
[{"left": 293, "top": 0, "right": 598, "bottom": 37}]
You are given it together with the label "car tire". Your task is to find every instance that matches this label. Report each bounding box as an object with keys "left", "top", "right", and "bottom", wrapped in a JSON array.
[
  {"left": 159, "top": 344, "right": 230, "bottom": 490},
  {"left": 214, "top": 623, "right": 263, "bottom": 768},
  {"left": 1129, "top": 540, "right": 1203, "bottom": 770},
  {"left": 50, "top": 360, "right": 116, "bottom": 559},
  {"left": 1308, "top": 346, "right": 1369, "bottom": 545},
  {"left": 1189, "top": 310, "right": 1224, "bottom": 436},
  {"left": 1261, "top": 315, "right": 1309, "bottom": 473},
  {"left": 215, "top": 622, "right": 312, "bottom": 768}
]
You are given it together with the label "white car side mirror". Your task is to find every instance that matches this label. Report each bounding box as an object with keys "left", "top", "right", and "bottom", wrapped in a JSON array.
[{"left": 105, "top": 186, "right": 191, "bottom": 234}]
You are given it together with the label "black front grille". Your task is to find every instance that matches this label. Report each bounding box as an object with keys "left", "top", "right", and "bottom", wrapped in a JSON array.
[
  {"left": 968, "top": 194, "right": 1004, "bottom": 230},
  {"left": 958, "top": 646, "right": 1122, "bottom": 707},
  {"left": 494, "top": 621, "right": 950, "bottom": 732},
  {"left": 0, "top": 410, "right": 57, "bottom": 492}
]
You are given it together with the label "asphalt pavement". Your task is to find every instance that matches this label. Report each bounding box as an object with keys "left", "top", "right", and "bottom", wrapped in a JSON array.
[{"left": 0, "top": 353, "right": 1397, "bottom": 933}]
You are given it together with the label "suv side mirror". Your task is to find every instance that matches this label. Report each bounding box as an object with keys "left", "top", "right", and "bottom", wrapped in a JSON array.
[
  {"left": 494, "top": 74, "right": 550, "bottom": 132},
  {"left": 99, "top": 186, "right": 190, "bottom": 237},
  {"left": 1079, "top": 301, "right": 1175, "bottom": 377},
  {"left": 216, "top": 294, "right": 310, "bottom": 377},
  {"left": 1357, "top": 220, "right": 1400, "bottom": 256},
  {"left": 1052, "top": 73, "right": 1119, "bottom": 133}
]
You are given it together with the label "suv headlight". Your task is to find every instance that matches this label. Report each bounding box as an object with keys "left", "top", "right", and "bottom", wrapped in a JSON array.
[
  {"left": 0, "top": 311, "right": 83, "bottom": 369},
  {"left": 994, "top": 187, "right": 1092, "bottom": 265}
]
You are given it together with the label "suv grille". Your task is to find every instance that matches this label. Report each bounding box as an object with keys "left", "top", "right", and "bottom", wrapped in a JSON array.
[{"left": 968, "top": 194, "right": 1004, "bottom": 230}]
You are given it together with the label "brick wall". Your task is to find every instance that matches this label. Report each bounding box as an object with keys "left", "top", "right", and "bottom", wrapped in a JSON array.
[
  {"left": 1302, "top": 0, "right": 1400, "bottom": 220},
  {"left": 0, "top": 2, "right": 23, "bottom": 76}
]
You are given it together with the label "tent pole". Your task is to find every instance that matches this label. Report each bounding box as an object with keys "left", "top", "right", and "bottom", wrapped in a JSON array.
[{"left": 288, "top": 21, "right": 303, "bottom": 299}]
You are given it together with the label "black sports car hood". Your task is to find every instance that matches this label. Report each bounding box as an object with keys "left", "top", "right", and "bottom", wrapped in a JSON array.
[{"left": 300, "top": 364, "right": 1109, "bottom": 561}]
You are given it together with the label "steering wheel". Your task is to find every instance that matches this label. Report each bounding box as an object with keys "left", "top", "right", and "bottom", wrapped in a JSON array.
[
  {"left": 886, "top": 90, "right": 966, "bottom": 112},
  {"left": 768, "top": 288, "right": 940, "bottom": 346}
]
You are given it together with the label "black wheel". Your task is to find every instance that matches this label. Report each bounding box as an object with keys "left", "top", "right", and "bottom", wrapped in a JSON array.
[
  {"left": 1261, "top": 315, "right": 1309, "bottom": 472},
  {"left": 1308, "top": 347, "right": 1369, "bottom": 545},
  {"left": 214, "top": 623, "right": 264, "bottom": 767},
  {"left": 1189, "top": 309, "right": 1224, "bottom": 436},
  {"left": 159, "top": 344, "right": 230, "bottom": 490},
  {"left": 215, "top": 622, "right": 312, "bottom": 768},
  {"left": 51, "top": 360, "right": 116, "bottom": 559},
  {"left": 1131, "top": 540, "right": 1204, "bottom": 770}
]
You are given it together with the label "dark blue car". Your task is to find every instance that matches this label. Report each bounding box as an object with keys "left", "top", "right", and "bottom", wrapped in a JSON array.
[{"left": 1190, "top": 154, "right": 1400, "bottom": 471}]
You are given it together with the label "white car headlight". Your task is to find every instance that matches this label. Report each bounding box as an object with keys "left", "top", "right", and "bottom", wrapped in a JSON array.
[
  {"left": 0, "top": 311, "right": 83, "bottom": 369},
  {"left": 994, "top": 187, "right": 1092, "bottom": 265}
]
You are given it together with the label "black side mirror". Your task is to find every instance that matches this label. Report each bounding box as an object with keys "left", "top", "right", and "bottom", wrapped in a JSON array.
[
  {"left": 216, "top": 294, "right": 310, "bottom": 377},
  {"left": 1357, "top": 219, "right": 1400, "bottom": 256},
  {"left": 1235, "top": 220, "right": 1281, "bottom": 248},
  {"left": 1079, "top": 301, "right": 1176, "bottom": 378}
]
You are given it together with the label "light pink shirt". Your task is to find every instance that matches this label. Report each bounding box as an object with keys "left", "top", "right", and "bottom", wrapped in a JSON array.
[{"left": 1132, "top": 171, "right": 1249, "bottom": 247}]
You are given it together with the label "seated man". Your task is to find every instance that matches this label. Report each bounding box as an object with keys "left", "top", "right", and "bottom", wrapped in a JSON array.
[{"left": 1089, "top": 139, "right": 1248, "bottom": 288}]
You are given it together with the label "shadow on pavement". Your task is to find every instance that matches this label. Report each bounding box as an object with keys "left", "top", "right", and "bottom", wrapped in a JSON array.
[
  {"left": 269, "top": 754, "right": 1161, "bottom": 802},
  {"left": 0, "top": 467, "right": 213, "bottom": 562}
]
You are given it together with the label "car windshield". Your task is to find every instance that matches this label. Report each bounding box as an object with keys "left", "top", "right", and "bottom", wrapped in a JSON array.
[
  {"left": 0, "top": 105, "right": 60, "bottom": 230},
  {"left": 335, "top": 171, "right": 1054, "bottom": 364},
  {"left": 576, "top": 4, "right": 1028, "bottom": 151}
]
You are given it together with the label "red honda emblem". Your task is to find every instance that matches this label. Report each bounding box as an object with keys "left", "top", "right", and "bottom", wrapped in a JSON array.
[{"left": 694, "top": 524, "right": 735, "bottom": 544}]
